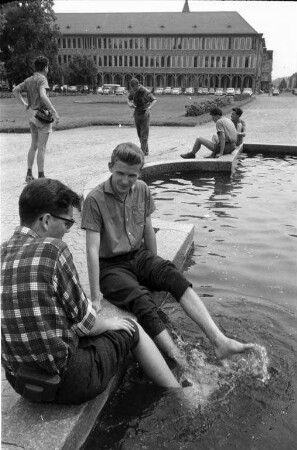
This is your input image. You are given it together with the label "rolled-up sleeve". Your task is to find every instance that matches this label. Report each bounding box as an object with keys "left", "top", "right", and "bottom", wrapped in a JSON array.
[
  {"left": 81, "top": 195, "right": 103, "bottom": 232},
  {"left": 55, "top": 245, "right": 96, "bottom": 335}
]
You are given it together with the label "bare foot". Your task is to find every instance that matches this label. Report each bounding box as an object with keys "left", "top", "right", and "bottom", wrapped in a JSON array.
[{"left": 215, "top": 337, "right": 255, "bottom": 360}]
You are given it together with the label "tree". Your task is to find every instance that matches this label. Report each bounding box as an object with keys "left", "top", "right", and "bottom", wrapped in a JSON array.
[
  {"left": 0, "top": 0, "right": 61, "bottom": 85},
  {"left": 278, "top": 78, "right": 287, "bottom": 91},
  {"left": 67, "top": 55, "right": 97, "bottom": 86}
]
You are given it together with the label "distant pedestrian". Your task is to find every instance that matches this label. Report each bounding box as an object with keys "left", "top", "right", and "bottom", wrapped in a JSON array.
[
  {"left": 127, "top": 78, "right": 157, "bottom": 156},
  {"left": 231, "top": 107, "right": 246, "bottom": 146},
  {"left": 13, "top": 56, "right": 59, "bottom": 183},
  {"left": 180, "top": 107, "right": 237, "bottom": 159}
]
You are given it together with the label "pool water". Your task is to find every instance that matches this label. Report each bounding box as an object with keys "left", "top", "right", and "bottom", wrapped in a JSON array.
[{"left": 84, "top": 154, "right": 297, "bottom": 450}]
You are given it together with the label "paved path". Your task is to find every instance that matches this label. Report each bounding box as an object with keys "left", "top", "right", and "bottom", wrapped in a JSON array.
[{"left": 1, "top": 93, "right": 296, "bottom": 428}]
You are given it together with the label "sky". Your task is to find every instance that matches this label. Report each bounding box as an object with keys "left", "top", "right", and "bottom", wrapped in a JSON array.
[{"left": 52, "top": 0, "right": 297, "bottom": 80}]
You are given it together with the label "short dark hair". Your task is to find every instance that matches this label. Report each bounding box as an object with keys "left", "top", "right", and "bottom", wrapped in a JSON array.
[
  {"left": 110, "top": 142, "right": 144, "bottom": 168},
  {"left": 210, "top": 107, "right": 223, "bottom": 117},
  {"left": 19, "top": 178, "right": 80, "bottom": 226},
  {"left": 129, "top": 78, "right": 140, "bottom": 88},
  {"left": 34, "top": 56, "right": 49, "bottom": 72},
  {"left": 232, "top": 107, "right": 243, "bottom": 116}
]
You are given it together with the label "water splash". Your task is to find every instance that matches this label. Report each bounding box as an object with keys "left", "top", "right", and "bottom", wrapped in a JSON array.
[{"left": 173, "top": 334, "right": 270, "bottom": 406}]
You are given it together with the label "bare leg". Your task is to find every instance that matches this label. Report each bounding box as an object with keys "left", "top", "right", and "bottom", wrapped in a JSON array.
[
  {"left": 27, "top": 128, "right": 38, "bottom": 171},
  {"left": 180, "top": 287, "right": 254, "bottom": 360},
  {"left": 154, "top": 329, "right": 189, "bottom": 367},
  {"left": 36, "top": 132, "right": 50, "bottom": 174},
  {"left": 181, "top": 137, "right": 216, "bottom": 159},
  {"left": 132, "top": 324, "right": 180, "bottom": 388},
  {"left": 193, "top": 137, "right": 216, "bottom": 156}
]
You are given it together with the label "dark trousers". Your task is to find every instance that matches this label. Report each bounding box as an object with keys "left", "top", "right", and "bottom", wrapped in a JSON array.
[
  {"left": 134, "top": 110, "right": 150, "bottom": 155},
  {"left": 100, "top": 249, "right": 191, "bottom": 339},
  {"left": 6, "top": 324, "right": 139, "bottom": 405}
]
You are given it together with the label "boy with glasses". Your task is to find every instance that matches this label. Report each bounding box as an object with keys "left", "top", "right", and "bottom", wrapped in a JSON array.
[{"left": 1, "top": 178, "right": 181, "bottom": 405}]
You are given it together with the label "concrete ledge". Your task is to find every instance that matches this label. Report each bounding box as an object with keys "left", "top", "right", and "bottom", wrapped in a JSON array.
[
  {"left": 140, "top": 145, "right": 243, "bottom": 179},
  {"left": 1, "top": 219, "right": 194, "bottom": 450},
  {"left": 244, "top": 143, "right": 297, "bottom": 156}
]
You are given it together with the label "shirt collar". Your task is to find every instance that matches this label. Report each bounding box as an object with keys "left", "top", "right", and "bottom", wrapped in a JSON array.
[
  {"left": 103, "top": 176, "right": 135, "bottom": 200},
  {"left": 14, "top": 225, "right": 40, "bottom": 239}
]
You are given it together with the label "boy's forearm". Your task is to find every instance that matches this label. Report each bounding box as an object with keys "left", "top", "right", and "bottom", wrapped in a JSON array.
[
  {"left": 144, "top": 226, "right": 157, "bottom": 254},
  {"left": 40, "top": 93, "right": 58, "bottom": 115},
  {"left": 86, "top": 247, "right": 101, "bottom": 301},
  {"left": 219, "top": 134, "right": 225, "bottom": 154},
  {"left": 13, "top": 88, "right": 27, "bottom": 108}
]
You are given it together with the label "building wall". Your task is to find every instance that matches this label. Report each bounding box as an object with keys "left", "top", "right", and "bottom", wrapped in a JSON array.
[{"left": 57, "top": 31, "right": 269, "bottom": 91}]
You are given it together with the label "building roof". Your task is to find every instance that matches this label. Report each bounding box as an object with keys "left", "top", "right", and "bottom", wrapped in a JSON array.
[{"left": 55, "top": 12, "right": 259, "bottom": 36}]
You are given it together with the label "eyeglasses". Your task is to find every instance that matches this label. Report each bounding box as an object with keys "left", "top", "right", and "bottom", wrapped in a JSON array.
[
  {"left": 40, "top": 214, "right": 75, "bottom": 230},
  {"left": 50, "top": 214, "right": 75, "bottom": 229}
]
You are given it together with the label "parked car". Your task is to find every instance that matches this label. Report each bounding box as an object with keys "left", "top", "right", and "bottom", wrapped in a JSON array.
[
  {"left": 292, "top": 88, "right": 297, "bottom": 95},
  {"left": 164, "top": 86, "right": 172, "bottom": 94},
  {"left": 115, "top": 86, "right": 126, "bottom": 95},
  {"left": 201, "top": 88, "right": 209, "bottom": 95},
  {"left": 272, "top": 88, "right": 280, "bottom": 96},
  {"left": 197, "top": 88, "right": 203, "bottom": 95},
  {"left": 96, "top": 86, "right": 103, "bottom": 94},
  {"left": 208, "top": 88, "right": 215, "bottom": 95},
  {"left": 185, "top": 87, "right": 195, "bottom": 95},
  {"left": 102, "top": 87, "right": 111, "bottom": 95},
  {"left": 52, "top": 85, "right": 62, "bottom": 93},
  {"left": 242, "top": 88, "right": 253, "bottom": 96},
  {"left": 226, "top": 87, "right": 235, "bottom": 96},
  {"left": 154, "top": 87, "right": 164, "bottom": 95},
  {"left": 68, "top": 85, "right": 77, "bottom": 93},
  {"left": 214, "top": 88, "right": 224, "bottom": 96},
  {"left": 62, "top": 85, "right": 68, "bottom": 93},
  {"left": 235, "top": 88, "right": 241, "bottom": 95},
  {"left": 0, "top": 82, "right": 9, "bottom": 91},
  {"left": 171, "top": 87, "right": 182, "bottom": 95}
]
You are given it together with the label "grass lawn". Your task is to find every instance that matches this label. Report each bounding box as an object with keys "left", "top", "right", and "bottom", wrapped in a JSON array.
[{"left": 0, "top": 93, "right": 253, "bottom": 132}]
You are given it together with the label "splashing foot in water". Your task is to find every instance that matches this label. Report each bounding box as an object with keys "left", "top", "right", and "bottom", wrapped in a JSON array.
[{"left": 214, "top": 337, "right": 255, "bottom": 361}]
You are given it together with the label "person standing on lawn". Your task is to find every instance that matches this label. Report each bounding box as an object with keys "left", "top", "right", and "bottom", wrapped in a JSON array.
[
  {"left": 12, "top": 56, "right": 59, "bottom": 183},
  {"left": 127, "top": 78, "right": 157, "bottom": 156}
]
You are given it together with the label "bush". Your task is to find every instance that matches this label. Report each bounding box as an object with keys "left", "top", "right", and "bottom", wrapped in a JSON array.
[
  {"left": 185, "top": 96, "right": 232, "bottom": 117},
  {"left": 185, "top": 93, "right": 251, "bottom": 116}
]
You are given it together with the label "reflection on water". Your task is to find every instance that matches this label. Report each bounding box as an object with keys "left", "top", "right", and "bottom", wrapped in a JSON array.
[{"left": 84, "top": 155, "right": 297, "bottom": 450}]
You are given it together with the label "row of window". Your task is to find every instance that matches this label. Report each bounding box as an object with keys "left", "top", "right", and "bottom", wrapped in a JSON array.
[
  {"left": 58, "top": 53, "right": 255, "bottom": 69},
  {"left": 59, "top": 36, "right": 257, "bottom": 51}
]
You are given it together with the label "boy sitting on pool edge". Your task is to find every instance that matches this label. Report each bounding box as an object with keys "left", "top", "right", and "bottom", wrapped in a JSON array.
[{"left": 81, "top": 142, "right": 255, "bottom": 367}]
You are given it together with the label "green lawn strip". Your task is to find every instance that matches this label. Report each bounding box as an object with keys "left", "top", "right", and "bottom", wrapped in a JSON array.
[{"left": 0, "top": 95, "right": 253, "bottom": 133}]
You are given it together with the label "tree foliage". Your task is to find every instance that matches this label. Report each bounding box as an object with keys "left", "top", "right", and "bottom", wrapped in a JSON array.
[
  {"left": 66, "top": 54, "right": 97, "bottom": 86},
  {"left": 0, "top": 0, "right": 61, "bottom": 84}
]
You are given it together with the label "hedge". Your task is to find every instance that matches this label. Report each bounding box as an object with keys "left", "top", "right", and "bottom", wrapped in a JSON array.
[{"left": 185, "top": 93, "right": 251, "bottom": 117}]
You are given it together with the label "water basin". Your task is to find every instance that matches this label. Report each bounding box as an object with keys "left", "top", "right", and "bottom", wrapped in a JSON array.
[{"left": 84, "top": 153, "right": 297, "bottom": 450}]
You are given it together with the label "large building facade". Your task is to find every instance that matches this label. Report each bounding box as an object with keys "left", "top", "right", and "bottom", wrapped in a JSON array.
[{"left": 55, "top": 3, "right": 273, "bottom": 92}]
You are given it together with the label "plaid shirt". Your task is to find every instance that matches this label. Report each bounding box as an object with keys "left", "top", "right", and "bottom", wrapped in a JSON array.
[{"left": 1, "top": 227, "right": 96, "bottom": 376}]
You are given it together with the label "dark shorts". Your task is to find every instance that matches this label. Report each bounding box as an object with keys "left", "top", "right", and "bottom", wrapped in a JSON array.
[
  {"left": 100, "top": 249, "right": 192, "bottom": 338},
  {"left": 214, "top": 141, "right": 236, "bottom": 155},
  {"left": 6, "top": 321, "right": 139, "bottom": 405},
  {"left": 55, "top": 322, "right": 139, "bottom": 404}
]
